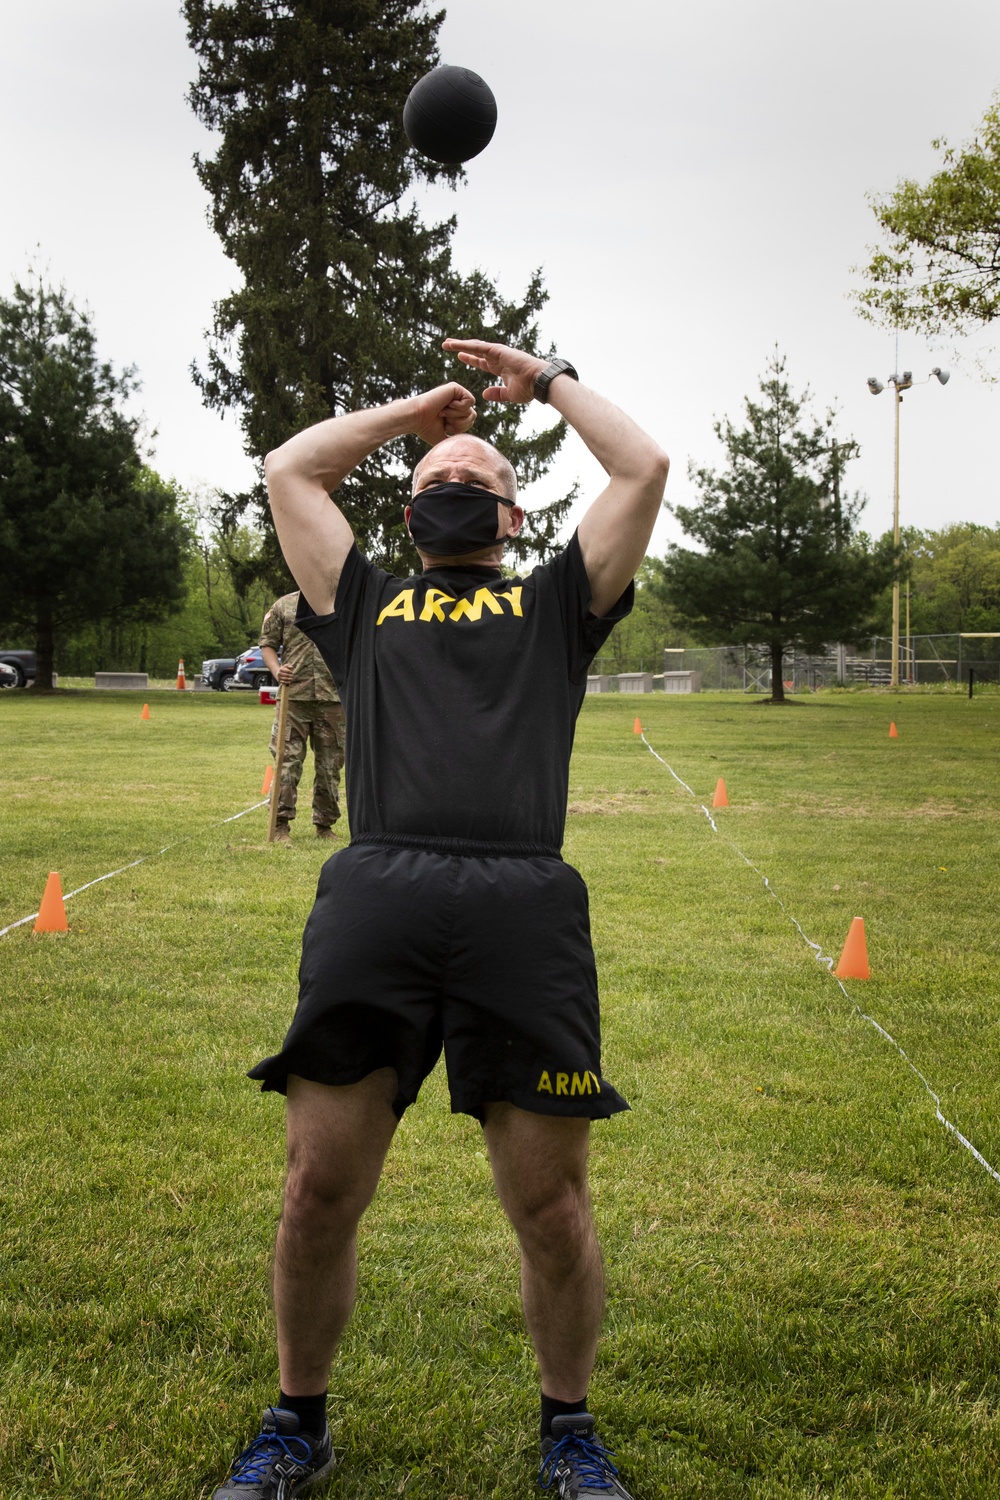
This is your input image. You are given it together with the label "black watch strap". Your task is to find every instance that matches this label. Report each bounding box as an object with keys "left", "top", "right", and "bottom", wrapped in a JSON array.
[{"left": 533, "top": 357, "right": 579, "bottom": 404}]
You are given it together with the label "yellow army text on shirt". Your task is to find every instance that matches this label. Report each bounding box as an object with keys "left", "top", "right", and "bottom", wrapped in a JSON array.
[{"left": 259, "top": 593, "right": 340, "bottom": 702}]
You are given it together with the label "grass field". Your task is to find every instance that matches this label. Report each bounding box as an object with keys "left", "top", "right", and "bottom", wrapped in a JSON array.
[{"left": 2, "top": 687, "right": 999, "bottom": 1499}]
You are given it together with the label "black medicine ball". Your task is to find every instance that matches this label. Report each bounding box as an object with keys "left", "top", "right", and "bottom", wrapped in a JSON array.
[{"left": 403, "top": 65, "right": 497, "bottom": 165}]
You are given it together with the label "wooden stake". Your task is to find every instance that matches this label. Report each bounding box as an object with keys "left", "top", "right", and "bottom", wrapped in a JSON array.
[{"left": 267, "top": 685, "right": 291, "bottom": 842}]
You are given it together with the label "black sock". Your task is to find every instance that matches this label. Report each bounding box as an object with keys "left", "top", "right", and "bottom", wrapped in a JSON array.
[
  {"left": 540, "top": 1392, "right": 589, "bottom": 1440},
  {"left": 278, "top": 1390, "right": 328, "bottom": 1436}
]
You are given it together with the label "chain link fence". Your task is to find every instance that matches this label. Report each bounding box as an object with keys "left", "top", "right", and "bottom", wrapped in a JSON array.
[
  {"left": 878, "top": 634, "right": 1000, "bottom": 686},
  {"left": 667, "top": 646, "right": 838, "bottom": 692},
  {"left": 593, "top": 636, "right": 1000, "bottom": 690}
]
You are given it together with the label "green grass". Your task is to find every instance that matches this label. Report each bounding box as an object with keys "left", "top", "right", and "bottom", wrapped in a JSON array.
[{"left": 2, "top": 688, "right": 999, "bottom": 1498}]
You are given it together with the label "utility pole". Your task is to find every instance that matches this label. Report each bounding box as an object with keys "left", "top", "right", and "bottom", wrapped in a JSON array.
[
  {"left": 866, "top": 367, "right": 948, "bottom": 688},
  {"left": 891, "top": 374, "right": 906, "bottom": 689}
]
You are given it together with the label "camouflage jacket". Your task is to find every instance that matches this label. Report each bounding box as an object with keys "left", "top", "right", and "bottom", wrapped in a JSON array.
[{"left": 259, "top": 593, "right": 340, "bottom": 703}]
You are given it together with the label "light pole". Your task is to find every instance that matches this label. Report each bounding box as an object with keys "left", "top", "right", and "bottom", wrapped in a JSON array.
[{"left": 866, "top": 367, "right": 949, "bottom": 687}]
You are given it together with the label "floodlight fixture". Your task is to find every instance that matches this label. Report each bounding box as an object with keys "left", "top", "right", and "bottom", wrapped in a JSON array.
[{"left": 867, "top": 377, "right": 884, "bottom": 395}]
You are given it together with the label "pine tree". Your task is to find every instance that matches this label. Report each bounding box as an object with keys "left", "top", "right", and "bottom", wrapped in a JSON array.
[
  {"left": 184, "top": 0, "right": 570, "bottom": 576},
  {"left": 658, "top": 355, "right": 894, "bottom": 703},
  {"left": 0, "top": 275, "right": 188, "bottom": 690}
]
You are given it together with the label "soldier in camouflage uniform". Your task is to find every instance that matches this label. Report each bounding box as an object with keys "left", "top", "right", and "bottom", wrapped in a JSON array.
[{"left": 260, "top": 592, "right": 346, "bottom": 845}]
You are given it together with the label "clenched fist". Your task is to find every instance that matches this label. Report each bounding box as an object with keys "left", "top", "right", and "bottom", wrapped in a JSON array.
[{"left": 411, "top": 382, "right": 477, "bottom": 446}]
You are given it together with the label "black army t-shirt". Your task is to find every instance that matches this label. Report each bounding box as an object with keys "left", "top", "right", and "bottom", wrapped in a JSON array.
[{"left": 296, "top": 531, "right": 632, "bottom": 849}]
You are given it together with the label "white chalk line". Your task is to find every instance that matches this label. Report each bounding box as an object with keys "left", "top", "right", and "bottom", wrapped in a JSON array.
[
  {"left": 0, "top": 799, "right": 268, "bottom": 939},
  {"left": 639, "top": 731, "right": 1000, "bottom": 1188}
]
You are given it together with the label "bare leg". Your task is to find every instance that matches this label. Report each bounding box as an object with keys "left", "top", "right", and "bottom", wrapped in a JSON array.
[
  {"left": 483, "top": 1104, "right": 603, "bottom": 1400},
  {"left": 273, "top": 1069, "right": 398, "bottom": 1394}
]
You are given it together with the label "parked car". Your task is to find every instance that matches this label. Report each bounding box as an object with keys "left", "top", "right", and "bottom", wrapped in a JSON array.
[
  {"left": 0, "top": 662, "right": 19, "bottom": 689},
  {"left": 201, "top": 656, "right": 239, "bottom": 691},
  {"left": 0, "top": 649, "right": 36, "bottom": 687},
  {"left": 235, "top": 645, "right": 275, "bottom": 692}
]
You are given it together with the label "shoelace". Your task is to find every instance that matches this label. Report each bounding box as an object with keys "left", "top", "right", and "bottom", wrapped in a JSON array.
[
  {"left": 230, "top": 1427, "right": 315, "bottom": 1484},
  {"left": 539, "top": 1433, "right": 620, "bottom": 1491}
]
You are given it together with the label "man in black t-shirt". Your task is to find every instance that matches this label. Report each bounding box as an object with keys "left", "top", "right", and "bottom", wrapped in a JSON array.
[{"left": 212, "top": 341, "right": 669, "bottom": 1500}]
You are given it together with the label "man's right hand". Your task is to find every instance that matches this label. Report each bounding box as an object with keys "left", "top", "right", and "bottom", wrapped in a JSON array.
[
  {"left": 410, "top": 382, "right": 477, "bottom": 446},
  {"left": 265, "top": 380, "right": 474, "bottom": 617}
]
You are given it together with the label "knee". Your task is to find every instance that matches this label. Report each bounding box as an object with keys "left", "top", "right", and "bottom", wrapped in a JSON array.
[
  {"left": 281, "top": 1164, "right": 371, "bottom": 1239},
  {"left": 509, "top": 1183, "right": 593, "bottom": 1264}
]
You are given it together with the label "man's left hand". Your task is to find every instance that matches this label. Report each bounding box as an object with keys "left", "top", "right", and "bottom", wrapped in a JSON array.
[{"left": 443, "top": 339, "right": 546, "bottom": 405}]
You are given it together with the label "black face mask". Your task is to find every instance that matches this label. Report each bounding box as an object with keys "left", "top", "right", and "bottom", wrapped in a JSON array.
[{"left": 408, "top": 481, "right": 514, "bottom": 557}]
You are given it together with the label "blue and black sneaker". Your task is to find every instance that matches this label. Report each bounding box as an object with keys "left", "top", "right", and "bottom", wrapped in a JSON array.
[
  {"left": 539, "top": 1413, "right": 634, "bottom": 1498},
  {"left": 213, "top": 1407, "right": 335, "bottom": 1499}
]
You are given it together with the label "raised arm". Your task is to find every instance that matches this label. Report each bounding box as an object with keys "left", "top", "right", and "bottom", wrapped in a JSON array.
[
  {"left": 264, "top": 383, "right": 477, "bottom": 614},
  {"left": 443, "top": 339, "right": 669, "bottom": 617}
]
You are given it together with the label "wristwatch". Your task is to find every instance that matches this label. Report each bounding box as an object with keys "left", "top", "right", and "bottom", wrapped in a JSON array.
[{"left": 533, "top": 358, "right": 579, "bottom": 404}]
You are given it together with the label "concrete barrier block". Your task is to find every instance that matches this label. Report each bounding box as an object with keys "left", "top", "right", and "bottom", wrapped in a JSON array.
[
  {"left": 662, "top": 671, "right": 702, "bottom": 693},
  {"left": 94, "top": 672, "right": 149, "bottom": 690}
]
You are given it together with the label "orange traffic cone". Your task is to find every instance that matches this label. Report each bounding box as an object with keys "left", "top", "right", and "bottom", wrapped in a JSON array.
[
  {"left": 633, "top": 717, "right": 643, "bottom": 735},
  {"left": 34, "top": 872, "right": 68, "bottom": 934},
  {"left": 712, "top": 777, "right": 729, "bottom": 808},
  {"left": 889, "top": 721, "right": 898, "bottom": 738},
  {"left": 261, "top": 765, "right": 274, "bottom": 796},
  {"left": 175, "top": 658, "right": 186, "bottom": 691},
  {"left": 835, "top": 917, "right": 870, "bottom": 979},
  {"left": 140, "top": 703, "right": 150, "bottom": 720}
]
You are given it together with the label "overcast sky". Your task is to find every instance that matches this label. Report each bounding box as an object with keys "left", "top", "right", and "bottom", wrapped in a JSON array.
[{"left": 3, "top": 0, "right": 998, "bottom": 554}]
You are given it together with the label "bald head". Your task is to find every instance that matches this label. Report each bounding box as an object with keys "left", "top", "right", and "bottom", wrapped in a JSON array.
[{"left": 411, "top": 435, "right": 518, "bottom": 502}]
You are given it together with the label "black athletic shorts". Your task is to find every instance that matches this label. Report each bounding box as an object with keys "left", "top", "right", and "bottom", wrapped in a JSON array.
[{"left": 249, "top": 836, "right": 629, "bottom": 1122}]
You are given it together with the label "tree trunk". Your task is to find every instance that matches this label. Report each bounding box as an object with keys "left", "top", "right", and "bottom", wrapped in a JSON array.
[
  {"left": 35, "top": 601, "right": 56, "bottom": 691},
  {"left": 770, "top": 640, "right": 785, "bottom": 702}
]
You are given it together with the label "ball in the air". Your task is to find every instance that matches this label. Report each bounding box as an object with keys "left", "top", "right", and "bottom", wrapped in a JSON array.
[{"left": 403, "top": 65, "right": 497, "bottom": 164}]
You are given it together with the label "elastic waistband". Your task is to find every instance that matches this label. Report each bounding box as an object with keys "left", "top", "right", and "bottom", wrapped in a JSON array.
[{"left": 350, "top": 832, "right": 562, "bottom": 861}]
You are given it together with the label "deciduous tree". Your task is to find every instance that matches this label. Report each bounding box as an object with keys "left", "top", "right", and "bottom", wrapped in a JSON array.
[
  {"left": 871, "top": 522, "right": 1000, "bottom": 636},
  {"left": 593, "top": 559, "right": 692, "bottom": 675},
  {"left": 856, "top": 94, "right": 1000, "bottom": 364}
]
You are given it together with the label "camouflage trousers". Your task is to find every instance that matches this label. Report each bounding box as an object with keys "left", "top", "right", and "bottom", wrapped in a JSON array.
[{"left": 270, "top": 700, "right": 346, "bottom": 827}]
